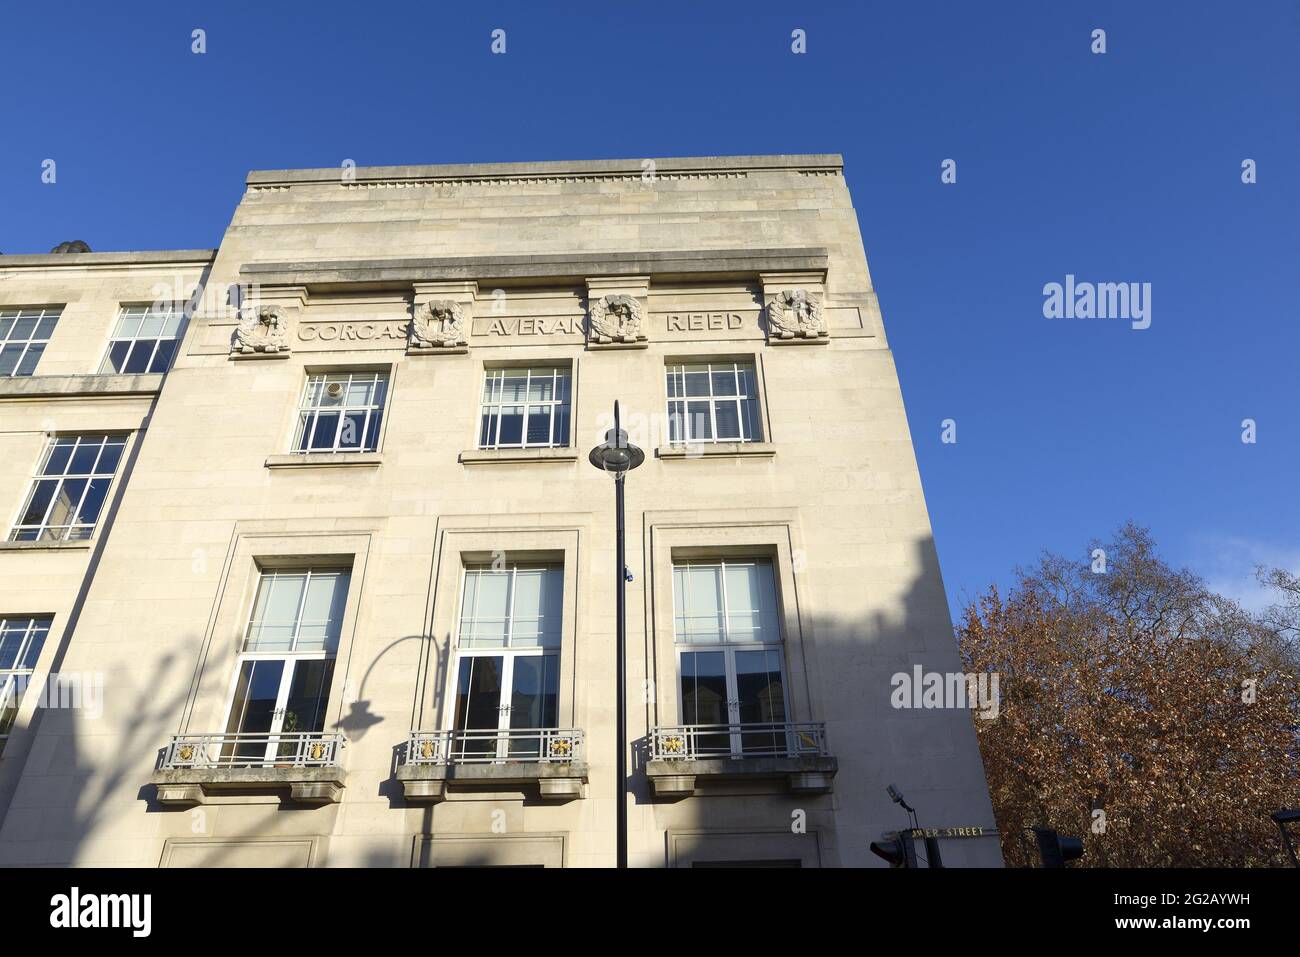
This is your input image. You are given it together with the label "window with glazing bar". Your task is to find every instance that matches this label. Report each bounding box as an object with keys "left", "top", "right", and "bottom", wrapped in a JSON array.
[
  {"left": 478, "top": 366, "right": 572, "bottom": 449},
  {"left": 450, "top": 563, "right": 563, "bottom": 759},
  {"left": 672, "top": 558, "right": 787, "bottom": 755},
  {"left": 221, "top": 567, "right": 350, "bottom": 764},
  {"left": 0, "top": 307, "right": 61, "bottom": 378},
  {"left": 666, "top": 361, "right": 762, "bottom": 444},
  {"left": 292, "top": 372, "right": 388, "bottom": 453},
  {"left": 99, "top": 302, "right": 186, "bottom": 374},
  {"left": 0, "top": 616, "right": 52, "bottom": 755},
  {"left": 9, "top": 434, "right": 126, "bottom": 542}
]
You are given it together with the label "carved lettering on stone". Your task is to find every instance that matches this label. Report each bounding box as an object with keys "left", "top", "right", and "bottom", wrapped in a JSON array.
[
  {"left": 232, "top": 305, "right": 290, "bottom": 354},
  {"left": 481, "top": 316, "right": 581, "bottom": 336},
  {"left": 767, "top": 288, "right": 827, "bottom": 340},
  {"left": 587, "top": 294, "right": 646, "bottom": 344},
  {"left": 410, "top": 299, "right": 469, "bottom": 349},
  {"left": 665, "top": 312, "right": 748, "bottom": 332}
]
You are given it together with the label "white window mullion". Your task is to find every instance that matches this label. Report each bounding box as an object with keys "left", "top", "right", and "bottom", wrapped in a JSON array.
[
  {"left": 708, "top": 365, "right": 720, "bottom": 441},
  {"left": 498, "top": 655, "right": 515, "bottom": 745},
  {"left": 67, "top": 478, "right": 94, "bottom": 535},
  {"left": 330, "top": 406, "right": 346, "bottom": 450},
  {"left": 289, "top": 568, "right": 313, "bottom": 652},
  {"left": 0, "top": 674, "right": 16, "bottom": 710},
  {"left": 549, "top": 370, "right": 558, "bottom": 446},
  {"left": 521, "top": 369, "right": 533, "bottom": 448},
  {"left": 517, "top": 370, "right": 530, "bottom": 448},
  {"left": 34, "top": 478, "right": 63, "bottom": 534},
  {"left": 718, "top": 560, "right": 732, "bottom": 643},
  {"left": 725, "top": 646, "right": 739, "bottom": 725},
  {"left": 505, "top": 566, "right": 518, "bottom": 648}
]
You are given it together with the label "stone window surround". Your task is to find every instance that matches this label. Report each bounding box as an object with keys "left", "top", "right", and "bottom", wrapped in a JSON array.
[
  {"left": 0, "top": 305, "right": 62, "bottom": 378},
  {"left": 0, "top": 614, "right": 56, "bottom": 758},
  {"left": 411, "top": 832, "right": 566, "bottom": 868},
  {"left": 460, "top": 355, "right": 580, "bottom": 465},
  {"left": 290, "top": 370, "right": 389, "bottom": 455},
  {"left": 4, "top": 431, "right": 135, "bottom": 547},
  {"left": 265, "top": 360, "right": 396, "bottom": 469},
  {"left": 96, "top": 301, "right": 187, "bottom": 376},
  {"left": 644, "top": 511, "right": 819, "bottom": 731},
  {"left": 666, "top": 827, "right": 824, "bottom": 868},
  {"left": 177, "top": 527, "right": 375, "bottom": 738},
  {"left": 475, "top": 362, "right": 573, "bottom": 451},
  {"left": 655, "top": 350, "right": 774, "bottom": 460},
  {"left": 664, "top": 357, "right": 764, "bottom": 445},
  {"left": 160, "top": 836, "right": 320, "bottom": 868},
  {"left": 420, "top": 522, "right": 585, "bottom": 734}
]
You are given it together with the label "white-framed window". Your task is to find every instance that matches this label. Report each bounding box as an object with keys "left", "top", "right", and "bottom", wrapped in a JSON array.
[
  {"left": 221, "top": 567, "right": 350, "bottom": 764},
  {"left": 99, "top": 302, "right": 186, "bottom": 374},
  {"left": 292, "top": 371, "right": 388, "bottom": 454},
  {"left": 672, "top": 558, "right": 786, "bottom": 755},
  {"left": 9, "top": 434, "right": 127, "bottom": 542},
  {"left": 0, "top": 616, "right": 52, "bottom": 755},
  {"left": 0, "top": 307, "right": 61, "bottom": 378},
  {"left": 478, "top": 366, "right": 572, "bottom": 450},
  {"left": 666, "top": 361, "right": 763, "bottom": 444},
  {"left": 243, "top": 567, "right": 349, "bottom": 653},
  {"left": 450, "top": 563, "right": 563, "bottom": 758}
]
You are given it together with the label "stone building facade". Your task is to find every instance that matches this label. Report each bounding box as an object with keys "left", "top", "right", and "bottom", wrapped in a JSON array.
[{"left": 0, "top": 154, "right": 1001, "bottom": 867}]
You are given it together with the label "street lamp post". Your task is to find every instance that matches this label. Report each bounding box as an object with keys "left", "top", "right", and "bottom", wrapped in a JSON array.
[{"left": 588, "top": 400, "right": 644, "bottom": 869}]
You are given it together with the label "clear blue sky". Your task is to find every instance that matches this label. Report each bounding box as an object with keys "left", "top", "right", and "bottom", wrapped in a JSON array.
[{"left": 3, "top": 1, "right": 1296, "bottom": 617}]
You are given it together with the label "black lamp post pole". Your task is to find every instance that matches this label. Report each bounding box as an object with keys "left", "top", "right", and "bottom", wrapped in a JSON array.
[
  {"left": 611, "top": 400, "right": 626, "bottom": 868},
  {"left": 589, "top": 400, "right": 642, "bottom": 870},
  {"left": 615, "top": 463, "right": 627, "bottom": 869}
]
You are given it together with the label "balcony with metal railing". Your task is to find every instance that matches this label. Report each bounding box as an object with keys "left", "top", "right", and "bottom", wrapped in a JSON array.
[
  {"left": 396, "top": 728, "right": 587, "bottom": 803},
  {"left": 151, "top": 732, "right": 347, "bottom": 806},
  {"left": 646, "top": 721, "right": 837, "bottom": 798}
]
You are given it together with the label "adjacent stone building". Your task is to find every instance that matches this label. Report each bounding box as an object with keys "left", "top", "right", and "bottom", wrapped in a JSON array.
[{"left": 0, "top": 154, "right": 1001, "bottom": 867}]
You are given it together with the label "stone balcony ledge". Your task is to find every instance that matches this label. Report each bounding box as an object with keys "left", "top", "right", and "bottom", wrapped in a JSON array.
[
  {"left": 646, "top": 755, "right": 838, "bottom": 798},
  {"left": 151, "top": 765, "right": 346, "bottom": 806},
  {"left": 397, "top": 760, "right": 588, "bottom": 803}
]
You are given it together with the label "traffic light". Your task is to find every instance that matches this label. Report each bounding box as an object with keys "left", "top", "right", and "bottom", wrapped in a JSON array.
[
  {"left": 1032, "top": 827, "right": 1084, "bottom": 867},
  {"left": 870, "top": 832, "right": 919, "bottom": 868}
]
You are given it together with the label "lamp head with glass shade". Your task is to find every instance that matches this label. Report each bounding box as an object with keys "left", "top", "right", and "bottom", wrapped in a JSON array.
[{"left": 588, "top": 401, "right": 644, "bottom": 476}]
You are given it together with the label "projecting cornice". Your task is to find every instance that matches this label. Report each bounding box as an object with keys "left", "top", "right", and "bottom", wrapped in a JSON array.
[
  {"left": 0, "top": 250, "right": 215, "bottom": 269},
  {"left": 245, "top": 154, "right": 844, "bottom": 189},
  {"left": 239, "top": 248, "right": 829, "bottom": 290}
]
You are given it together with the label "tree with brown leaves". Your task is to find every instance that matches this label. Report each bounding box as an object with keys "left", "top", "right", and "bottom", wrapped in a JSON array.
[{"left": 958, "top": 523, "right": 1299, "bottom": 867}]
